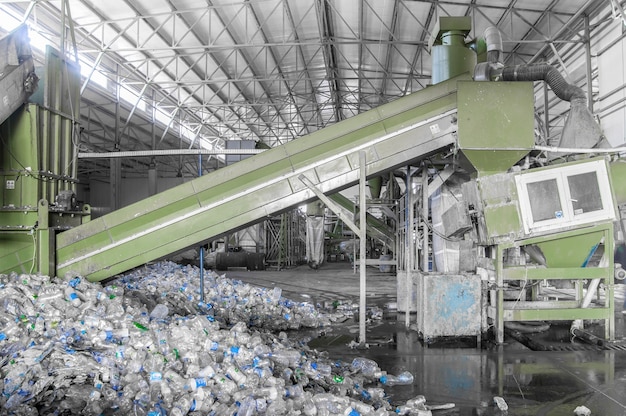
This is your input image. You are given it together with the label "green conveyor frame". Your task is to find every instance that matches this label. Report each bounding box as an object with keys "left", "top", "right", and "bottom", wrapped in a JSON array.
[
  {"left": 328, "top": 193, "right": 396, "bottom": 247},
  {"left": 56, "top": 76, "right": 464, "bottom": 281}
]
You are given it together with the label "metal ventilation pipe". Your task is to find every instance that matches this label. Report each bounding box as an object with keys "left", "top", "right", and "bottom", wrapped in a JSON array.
[
  {"left": 473, "top": 26, "right": 606, "bottom": 150},
  {"left": 473, "top": 26, "right": 503, "bottom": 81},
  {"left": 484, "top": 26, "right": 503, "bottom": 63},
  {"left": 474, "top": 25, "right": 586, "bottom": 104}
]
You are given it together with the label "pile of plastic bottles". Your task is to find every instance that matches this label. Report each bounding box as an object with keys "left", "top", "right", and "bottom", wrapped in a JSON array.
[{"left": 0, "top": 261, "right": 425, "bottom": 415}]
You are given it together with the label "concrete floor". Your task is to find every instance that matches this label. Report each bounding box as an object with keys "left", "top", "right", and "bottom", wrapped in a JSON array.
[{"left": 226, "top": 262, "right": 626, "bottom": 416}]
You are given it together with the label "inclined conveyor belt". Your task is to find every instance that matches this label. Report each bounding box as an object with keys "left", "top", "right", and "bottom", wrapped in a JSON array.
[{"left": 56, "top": 75, "right": 465, "bottom": 281}]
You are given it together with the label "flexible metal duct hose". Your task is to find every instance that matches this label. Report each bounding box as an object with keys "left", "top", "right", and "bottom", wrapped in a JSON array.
[{"left": 501, "top": 64, "right": 586, "bottom": 102}]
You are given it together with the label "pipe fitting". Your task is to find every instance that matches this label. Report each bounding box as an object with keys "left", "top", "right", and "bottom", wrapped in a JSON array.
[
  {"left": 615, "top": 266, "right": 626, "bottom": 281},
  {"left": 484, "top": 26, "right": 503, "bottom": 63},
  {"left": 473, "top": 61, "right": 503, "bottom": 81}
]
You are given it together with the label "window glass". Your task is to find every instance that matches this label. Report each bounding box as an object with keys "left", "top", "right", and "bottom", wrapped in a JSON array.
[
  {"left": 567, "top": 171, "right": 603, "bottom": 215},
  {"left": 527, "top": 179, "right": 562, "bottom": 221}
]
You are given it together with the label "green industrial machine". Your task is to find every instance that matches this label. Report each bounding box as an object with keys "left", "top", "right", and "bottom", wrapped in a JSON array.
[
  {"left": 0, "top": 27, "right": 90, "bottom": 277},
  {"left": 400, "top": 16, "right": 619, "bottom": 343},
  {"left": 0, "top": 18, "right": 622, "bottom": 344},
  {"left": 429, "top": 16, "right": 479, "bottom": 85},
  {"left": 462, "top": 151, "right": 617, "bottom": 343}
]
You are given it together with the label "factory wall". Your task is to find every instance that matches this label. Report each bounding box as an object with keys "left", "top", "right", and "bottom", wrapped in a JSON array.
[{"left": 78, "top": 176, "right": 188, "bottom": 218}]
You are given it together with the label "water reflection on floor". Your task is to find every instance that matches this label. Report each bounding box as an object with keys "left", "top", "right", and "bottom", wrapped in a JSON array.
[
  {"left": 228, "top": 265, "right": 626, "bottom": 415},
  {"left": 311, "top": 317, "right": 626, "bottom": 416}
]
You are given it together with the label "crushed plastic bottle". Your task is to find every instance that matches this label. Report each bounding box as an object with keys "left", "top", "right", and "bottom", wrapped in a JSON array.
[
  {"left": 379, "top": 370, "right": 414, "bottom": 386},
  {"left": 494, "top": 396, "right": 509, "bottom": 414},
  {"left": 395, "top": 395, "right": 433, "bottom": 415},
  {"left": 149, "top": 303, "right": 169, "bottom": 320},
  {"left": 573, "top": 405, "right": 591, "bottom": 416},
  {"left": 0, "top": 261, "right": 424, "bottom": 415},
  {"left": 351, "top": 357, "right": 383, "bottom": 379}
]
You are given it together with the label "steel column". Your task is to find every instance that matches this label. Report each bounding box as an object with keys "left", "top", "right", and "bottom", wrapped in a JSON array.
[{"left": 359, "top": 151, "right": 367, "bottom": 345}]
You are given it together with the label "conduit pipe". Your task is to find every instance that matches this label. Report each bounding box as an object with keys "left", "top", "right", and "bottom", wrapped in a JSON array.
[
  {"left": 571, "top": 326, "right": 606, "bottom": 347},
  {"left": 571, "top": 247, "right": 609, "bottom": 336}
]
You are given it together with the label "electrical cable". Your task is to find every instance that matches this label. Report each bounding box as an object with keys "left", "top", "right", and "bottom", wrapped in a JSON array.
[
  {"left": 424, "top": 219, "right": 463, "bottom": 242},
  {"left": 30, "top": 231, "right": 37, "bottom": 274}
]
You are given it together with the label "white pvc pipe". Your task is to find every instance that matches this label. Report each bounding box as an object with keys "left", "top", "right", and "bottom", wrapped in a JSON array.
[
  {"left": 534, "top": 145, "right": 626, "bottom": 154},
  {"left": 78, "top": 148, "right": 265, "bottom": 158}
]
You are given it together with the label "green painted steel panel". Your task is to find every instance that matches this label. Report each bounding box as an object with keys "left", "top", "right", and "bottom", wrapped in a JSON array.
[
  {"left": 483, "top": 204, "right": 521, "bottom": 243},
  {"left": 503, "top": 266, "right": 610, "bottom": 280},
  {"left": 476, "top": 171, "right": 522, "bottom": 243},
  {"left": 57, "top": 76, "right": 467, "bottom": 281},
  {"left": 0, "top": 107, "right": 40, "bottom": 208},
  {"left": 429, "top": 16, "right": 475, "bottom": 86},
  {"left": 537, "top": 231, "right": 605, "bottom": 268},
  {"left": 457, "top": 81, "right": 534, "bottom": 175},
  {"left": 610, "top": 158, "right": 626, "bottom": 206},
  {"left": 504, "top": 307, "right": 610, "bottom": 322},
  {"left": 431, "top": 45, "right": 476, "bottom": 85},
  {"left": 0, "top": 236, "right": 35, "bottom": 275}
]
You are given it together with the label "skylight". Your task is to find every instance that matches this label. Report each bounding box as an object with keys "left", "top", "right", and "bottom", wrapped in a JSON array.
[
  {"left": 119, "top": 86, "right": 146, "bottom": 111},
  {"left": 79, "top": 62, "right": 108, "bottom": 89}
]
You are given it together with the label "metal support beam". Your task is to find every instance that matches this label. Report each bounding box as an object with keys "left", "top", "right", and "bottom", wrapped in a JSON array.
[
  {"left": 110, "top": 158, "right": 122, "bottom": 211},
  {"left": 37, "top": 200, "right": 52, "bottom": 276},
  {"left": 405, "top": 168, "right": 413, "bottom": 328},
  {"left": 495, "top": 244, "right": 504, "bottom": 344},
  {"left": 427, "top": 165, "right": 454, "bottom": 197},
  {"left": 78, "top": 148, "right": 266, "bottom": 159},
  {"left": 527, "top": 0, "right": 598, "bottom": 65},
  {"left": 422, "top": 165, "right": 429, "bottom": 273},
  {"left": 543, "top": 82, "right": 550, "bottom": 143},
  {"left": 584, "top": 14, "right": 594, "bottom": 111},
  {"left": 298, "top": 175, "right": 361, "bottom": 238},
  {"left": 359, "top": 151, "right": 367, "bottom": 345},
  {"left": 198, "top": 153, "right": 205, "bottom": 303},
  {"left": 148, "top": 167, "right": 157, "bottom": 196},
  {"left": 298, "top": 152, "right": 369, "bottom": 345}
]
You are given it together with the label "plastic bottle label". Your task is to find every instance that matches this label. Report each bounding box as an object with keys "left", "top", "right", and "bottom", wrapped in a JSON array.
[
  {"left": 195, "top": 378, "right": 207, "bottom": 388},
  {"left": 150, "top": 372, "right": 163, "bottom": 382}
]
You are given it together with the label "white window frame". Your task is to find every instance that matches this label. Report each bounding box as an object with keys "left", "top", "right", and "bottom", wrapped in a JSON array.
[{"left": 515, "top": 159, "right": 615, "bottom": 235}]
